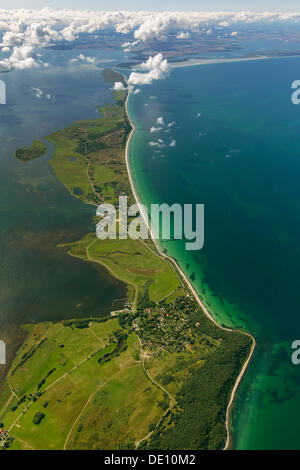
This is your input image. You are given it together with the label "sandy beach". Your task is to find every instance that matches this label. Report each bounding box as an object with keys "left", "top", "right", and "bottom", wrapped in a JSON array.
[
  {"left": 124, "top": 86, "right": 256, "bottom": 451},
  {"left": 171, "top": 54, "right": 300, "bottom": 69}
]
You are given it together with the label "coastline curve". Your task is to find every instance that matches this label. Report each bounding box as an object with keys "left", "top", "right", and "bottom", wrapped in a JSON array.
[{"left": 123, "top": 82, "right": 256, "bottom": 451}]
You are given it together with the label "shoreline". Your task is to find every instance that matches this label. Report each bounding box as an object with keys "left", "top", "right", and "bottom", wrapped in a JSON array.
[
  {"left": 170, "top": 54, "right": 300, "bottom": 69},
  {"left": 124, "top": 85, "right": 256, "bottom": 451}
]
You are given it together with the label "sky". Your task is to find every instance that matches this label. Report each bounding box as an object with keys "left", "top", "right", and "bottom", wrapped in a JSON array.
[{"left": 1, "top": 1, "right": 300, "bottom": 12}]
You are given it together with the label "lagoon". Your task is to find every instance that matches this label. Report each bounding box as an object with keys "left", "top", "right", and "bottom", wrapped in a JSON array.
[{"left": 0, "top": 57, "right": 127, "bottom": 328}]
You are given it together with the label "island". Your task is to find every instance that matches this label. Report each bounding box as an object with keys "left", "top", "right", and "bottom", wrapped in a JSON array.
[{"left": 15, "top": 140, "right": 47, "bottom": 162}]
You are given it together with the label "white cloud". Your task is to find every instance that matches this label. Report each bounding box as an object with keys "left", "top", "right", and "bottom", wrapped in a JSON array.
[
  {"left": 133, "top": 88, "right": 141, "bottom": 94},
  {"left": 121, "top": 39, "right": 140, "bottom": 50},
  {"left": 0, "top": 45, "right": 40, "bottom": 70},
  {"left": 149, "top": 138, "right": 166, "bottom": 148},
  {"left": 128, "top": 53, "right": 170, "bottom": 87},
  {"left": 177, "top": 31, "right": 190, "bottom": 39},
  {"left": 219, "top": 21, "right": 229, "bottom": 27},
  {"left": 149, "top": 116, "right": 165, "bottom": 132},
  {"left": 113, "top": 81, "right": 126, "bottom": 90},
  {"left": 150, "top": 126, "right": 162, "bottom": 133},
  {"left": 150, "top": 116, "right": 176, "bottom": 133},
  {"left": 69, "top": 54, "right": 95, "bottom": 65},
  {"left": 169, "top": 139, "right": 176, "bottom": 147},
  {"left": 78, "top": 53, "right": 95, "bottom": 63},
  {"left": 31, "top": 87, "right": 54, "bottom": 100},
  {"left": 1, "top": 9, "right": 300, "bottom": 70},
  {"left": 32, "top": 87, "right": 43, "bottom": 98}
]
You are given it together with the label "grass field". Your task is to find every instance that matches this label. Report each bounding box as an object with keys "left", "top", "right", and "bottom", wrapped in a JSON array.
[
  {"left": 0, "top": 297, "right": 252, "bottom": 450},
  {"left": 67, "top": 364, "right": 165, "bottom": 450},
  {"left": 60, "top": 233, "right": 184, "bottom": 308},
  {"left": 45, "top": 89, "right": 132, "bottom": 206},
  {"left": 0, "top": 319, "right": 146, "bottom": 449}
]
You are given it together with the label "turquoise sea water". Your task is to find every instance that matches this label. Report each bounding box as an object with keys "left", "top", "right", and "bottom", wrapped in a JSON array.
[{"left": 127, "top": 57, "right": 300, "bottom": 449}]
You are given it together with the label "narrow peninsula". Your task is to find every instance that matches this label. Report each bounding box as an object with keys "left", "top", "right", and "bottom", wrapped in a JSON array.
[{"left": 0, "top": 70, "right": 254, "bottom": 451}]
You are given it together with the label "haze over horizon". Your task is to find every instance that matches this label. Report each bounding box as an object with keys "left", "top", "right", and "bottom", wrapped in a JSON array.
[{"left": 1, "top": 1, "right": 300, "bottom": 13}]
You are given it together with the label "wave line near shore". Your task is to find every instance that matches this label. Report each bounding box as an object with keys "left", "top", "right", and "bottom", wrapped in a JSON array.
[{"left": 124, "top": 83, "right": 256, "bottom": 451}]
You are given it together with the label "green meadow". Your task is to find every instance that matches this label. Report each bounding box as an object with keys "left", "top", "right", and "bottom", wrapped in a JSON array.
[
  {"left": 0, "top": 297, "right": 252, "bottom": 450},
  {"left": 67, "top": 364, "right": 165, "bottom": 450},
  {"left": 45, "top": 89, "right": 132, "bottom": 206},
  {"left": 61, "top": 233, "right": 184, "bottom": 308},
  {"left": 0, "top": 319, "right": 142, "bottom": 449}
]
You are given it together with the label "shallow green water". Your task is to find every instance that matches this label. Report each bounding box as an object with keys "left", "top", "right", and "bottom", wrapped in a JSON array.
[
  {"left": 0, "top": 63, "right": 126, "bottom": 327},
  {"left": 127, "top": 57, "right": 300, "bottom": 449}
]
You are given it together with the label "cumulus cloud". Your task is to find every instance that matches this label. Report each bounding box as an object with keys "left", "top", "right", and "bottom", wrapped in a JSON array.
[
  {"left": 128, "top": 53, "right": 170, "bottom": 87},
  {"left": 150, "top": 117, "right": 176, "bottom": 133},
  {"left": 150, "top": 117, "right": 164, "bottom": 133},
  {"left": 69, "top": 54, "right": 95, "bottom": 64},
  {"left": 149, "top": 116, "right": 177, "bottom": 150},
  {"left": 177, "top": 31, "right": 190, "bottom": 39},
  {"left": 1, "top": 9, "right": 300, "bottom": 70},
  {"left": 130, "top": 11, "right": 300, "bottom": 41},
  {"left": 113, "top": 81, "right": 126, "bottom": 90},
  {"left": 150, "top": 126, "right": 162, "bottom": 133},
  {"left": 149, "top": 138, "right": 166, "bottom": 148},
  {"left": 149, "top": 137, "right": 176, "bottom": 150},
  {"left": 0, "top": 45, "right": 41, "bottom": 70},
  {"left": 78, "top": 53, "right": 95, "bottom": 63}
]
